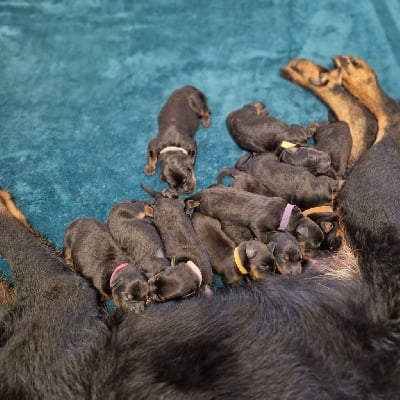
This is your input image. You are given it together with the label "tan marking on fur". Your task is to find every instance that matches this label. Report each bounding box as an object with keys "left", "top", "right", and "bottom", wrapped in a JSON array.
[
  {"left": 0, "top": 190, "right": 29, "bottom": 227},
  {"left": 0, "top": 278, "right": 15, "bottom": 305}
]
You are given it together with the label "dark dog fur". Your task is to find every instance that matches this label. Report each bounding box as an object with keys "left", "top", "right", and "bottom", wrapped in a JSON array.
[
  {"left": 63, "top": 217, "right": 149, "bottom": 313},
  {"left": 144, "top": 85, "right": 211, "bottom": 194},
  {"left": 237, "top": 151, "right": 342, "bottom": 210},
  {"left": 107, "top": 200, "right": 170, "bottom": 278},
  {"left": 191, "top": 211, "right": 275, "bottom": 284},
  {"left": 226, "top": 102, "right": 313, "bottom": 153},
  {"left": 188, "top": 185, "right": 324, "bottom": 251}
]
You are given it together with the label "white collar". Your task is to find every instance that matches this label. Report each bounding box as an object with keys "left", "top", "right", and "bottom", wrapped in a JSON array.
[{"left": 159, "top": 146, "right": 188, "bottom": 155}]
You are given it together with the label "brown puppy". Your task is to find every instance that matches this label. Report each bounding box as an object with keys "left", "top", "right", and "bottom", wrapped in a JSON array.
[
  {"left": 309, "top": 121, "right": 353, "bottom": 179},
  {"left": 191, "top": 211, "right": 275, "bottom": 284},
  {"left": 107, "top": 200, "right": 170, "bottom": 278},
  {"left": 217, "top": 167, "right": 277, "bottom": 197},
  {"left": 144, "top": 85, "right": 211, "bottom": 194},
  {"left": 237, "top": 152, "right": 342, "bottom": 210},
  {"left": 280, "top": 58, "right": 377, "bottom": 168},
  {"left": 226, "top": 102, "right": 313, "bottom": 153},
  {"left": 142, "top": 185, "right": 214, "bottom": 291},
  {"left": 188, "top": 186, "right": 324, "bottom": 251},
  {"left": 277, "top": 142, "right": 332, "bottom": 175},
  {"left": 63, "top": 217, "right": 149, "bottom": 313},
  {"left": 147, "top": 260, "right": 203, "bottom": 302}
]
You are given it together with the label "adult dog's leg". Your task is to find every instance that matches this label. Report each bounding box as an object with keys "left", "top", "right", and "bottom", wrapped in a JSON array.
[
  {"left": 280, "top": 58, "right": 377, "bottom": 168},
  {"left": 0, "top": 190, "right": 108, "bottom": 398}
]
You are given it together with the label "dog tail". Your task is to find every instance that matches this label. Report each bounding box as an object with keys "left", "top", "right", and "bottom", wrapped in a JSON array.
[
  {"left": 235, "top": 152, "right": 253, "bottom": 171},
  {"left": 141, "top": 183, "right": 159, "bottom": 198},
  {"left": 216, "top": 168, "right": 241, "bottom": 185},
  {"left": 141, "top": 184, "right": 179, "bottom": 199}
]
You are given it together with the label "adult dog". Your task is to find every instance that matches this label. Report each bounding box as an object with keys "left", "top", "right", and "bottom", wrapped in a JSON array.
[{"left": 1, "top": 57, "right": 400, "bottom": 399}]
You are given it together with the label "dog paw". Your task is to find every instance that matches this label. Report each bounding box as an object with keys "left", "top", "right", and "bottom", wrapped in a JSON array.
[
  {"left": 0, "top": 190, "right": 29, "bottom": 226},
  {"left": 144, "top": 165, "right": 156, "bottom": 176}
]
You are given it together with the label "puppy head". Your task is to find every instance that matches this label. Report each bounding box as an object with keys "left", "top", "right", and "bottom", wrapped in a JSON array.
[
  {"left": 237, "top": 241, "right": 274, "bottom": 280},
  {"left": 295, "top": 218, "right": 324, "bottom": 251},
  {"left": 308, "top": 212, "right": 342, "bottom": 252},
  {"left": 148, "top": 260, "right": 202, "bottom": 302},
  {"left": 280, "top": 146, "right": 331, "bottom": 175},
  {"left": 266, "top": 232, "right": 303, "bottom": 275},
  {"left": 159, "top": 152, "right": 197, "bottom": 194},
  {"left": 110, "top": 264, "right": 149, "bottom": 313}
]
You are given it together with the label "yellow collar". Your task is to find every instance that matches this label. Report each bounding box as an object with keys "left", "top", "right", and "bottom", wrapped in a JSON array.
[{"left": 234, "top": 246, "right": 249, "bottom": 275}]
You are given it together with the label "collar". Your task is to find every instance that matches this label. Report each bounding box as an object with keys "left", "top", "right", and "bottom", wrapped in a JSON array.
[
  {"left": 302, "top": 205, "right": 334, "bottom": 216},
  {"left": 110, "top": 263, "right": 130, "bottom": 287},
  {"left": 234, "top": 246, "right": 249, "bottom": 275},
  {"left": 159, "top": 146, "right": 188, "bottom": 155},
  {"left": 280, "top": 140, "right": 297, "bottom": 149},
  {"left": 278, "top": 203, "right": 295, "bottom": 231}
]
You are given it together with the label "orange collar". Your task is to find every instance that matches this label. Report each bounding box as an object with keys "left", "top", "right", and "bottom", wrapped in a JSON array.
[{"left": 302, "top": 205, "right": 333, "bottom": 216}]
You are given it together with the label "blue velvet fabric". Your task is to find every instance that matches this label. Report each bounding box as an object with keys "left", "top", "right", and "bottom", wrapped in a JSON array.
[{"left": 1, "top": 0, "right": 399, "bottom": 281}]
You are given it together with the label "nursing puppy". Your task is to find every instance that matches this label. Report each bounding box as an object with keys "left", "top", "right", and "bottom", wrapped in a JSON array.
[
  {"left": 226, "top": 102, "right": 313, "bottom": 153},
  {"left": 237, "top": 152, "right": 342, "bottom": 210},
  {"left": 191, "top": 211, "right": 275, "bottom": 284},
  {"left": 188, "top": 186, "right": 324, "bottom": 251},
  {"left": 64, "top": 217, "right": 148, "bottom": 312},
  {"left": 143, "top": 185, "right": 214, "bottom": 291},
  {"left": 144, "top": 85, "right": 211, "bottom": 194},
  {"left": 107, "top": 200, "right": 170, "bottom": 278}
]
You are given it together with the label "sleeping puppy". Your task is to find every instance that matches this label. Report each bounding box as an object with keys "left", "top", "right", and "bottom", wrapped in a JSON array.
[
  {"left": 188, "top": 186, "right": 324, "bottom": 251},
  {"left": 217, "top": 167, "right": 277, "bottom": 197},
  {"left": 107, "top": 200, "right": 170, "bottom": 278},
  {"left": 309, "top": 121, "right": 353, "bottom": 179},
  {"left": 277, "top": 142, "right": 332, "bottom": 175},
  {"left": 142, "top": 185, "right": 214, "bottom": 292},
  {"left": 191, "top": 211, "right": 275, "bottom": 284},
  {"left": 237, "top": 152, "right": 342, "bottom": 210},
  {"left": 63, "top": 217, "right": 149, "bottom": 313},
  {"left": 226, "top": 102, "right": 313, "bottom": 153},
  {"left": 148, "top": 260, "right": 202, "bottom": 302},
  {"left": 144, "top": 85, "right": 211, "bottom": 194}
]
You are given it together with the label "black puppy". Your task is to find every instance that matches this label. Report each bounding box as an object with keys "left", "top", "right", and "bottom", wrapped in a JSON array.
[
  {"left": 277, "top": 141, "right": 332, "bottom": 175},
  {"left": 188, "top": 186, "right": 324, "bottom": 251},
  {"left": 144, "top": 85, "right": 211, "bottom": 194},
  {"left": 191, "top": 211, "right": 275, "bottom": 284},
  {"left": 226, "top": 102, "right": 313, "bottom": 153},
  {"left": 237, "top": 152, "right": 342, "bottom": 210},
  {"left": 142, "top": 185, "right": 214, "bottom": 292},
  {"left": 217, "top": 167, "right": 277, "bottom": 197},
  {"left": 148, "top": 260, "right": 203, "bottom": 302},
  {"left": 107, "top": 200, "right": 170, "bottom": 278},
  {"left": 64, "top": 217, "right": 149, "bottom": 313},
  {"left": 310, "top": 121, "right": 353, "bottom": 179}
]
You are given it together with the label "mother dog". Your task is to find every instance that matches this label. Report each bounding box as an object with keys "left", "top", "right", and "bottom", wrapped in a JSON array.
[{"left": 0, "top": 57, "right": 400, "bottom": 399}]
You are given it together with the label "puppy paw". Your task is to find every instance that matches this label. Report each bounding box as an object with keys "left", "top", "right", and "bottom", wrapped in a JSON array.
[{"left": 144, "top": 165, "right": 156, "bottom": 176}]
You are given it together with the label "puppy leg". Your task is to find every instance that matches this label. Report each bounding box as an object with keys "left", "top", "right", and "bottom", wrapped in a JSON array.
[{"left": 144, "top": 139, "right": 158, "bottom": 176}]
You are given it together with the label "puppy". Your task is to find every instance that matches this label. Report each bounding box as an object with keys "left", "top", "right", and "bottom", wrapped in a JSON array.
[
  {"left": 144, "top": 85, "right": 211, "bottom": 194},
  {"left": 226, "top": 102, "right": 313, "bottom": 153},
  {"left": 148, "top": 260, "right": 202, "bottom": 302},
  {"left": 188, "top": 186, "right": 324, "bottom": 251},
  {"left": 63, "top": 217, "right": 149, "bottom": 313},
  {"left": 237, "top": 152, "right": 342, "bottom": 210},
  {"left": 309, "top": 121, "right": 353, "bottom": 179},
  {"left": 142, "top": 185, "right": 214, "bottom": 291},
  {"left": 191, "top": 211, "right": 275, "bottom": 284},
  {"left": 280, "top": 58, "right": 377, "bottom": 168},
  {"left": 107, "top": 200, "right": 170, "bottom": 278},
  {"left": 277, "top": 141, "right": 332, "bottom": 175},
  {"left": 217, "top": 167, "right": 277, "bottom": 197}
]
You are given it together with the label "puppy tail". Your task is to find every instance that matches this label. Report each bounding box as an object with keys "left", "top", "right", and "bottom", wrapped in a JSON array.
[
  {"left": 235, "top": 152, "right": 253, "bottom": 171},
  {"left": 216, "top": 168, "right": 241, "bottom": 185},
  {"left": 141, "top": 183, "right": 159, "bottom": 198}
]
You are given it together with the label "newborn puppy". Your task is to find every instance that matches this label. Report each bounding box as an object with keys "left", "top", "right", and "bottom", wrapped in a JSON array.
[
  {"left": 310, "top": 121, "right": 353, "bottom": 179},
  {"left": 266, "top": 231, "right": 303, "bottom": 275},
  {"left": 191, "top": 211, "right": 274, "bottom": 285},
  {"left": 107, "top": 200, "right": 170, "bottom": 278},
  {"left": 63, "top": 217, "right": 148, "bottom": 313},
  {"left": 144, "top": 85, "right": 211, "bottom": 194},
  {"left": 226, "top": 102, "right": 313, "bottom": 153},
  {"left": 238, "top": 152, "right": 342, "bottom": 210},
  {"left": 277, "top": 142, "right": 332, "bottom": 175},
  {"left": 148, "top": 260, "right": 202, "bottom": 302},
  {"left": 142, "top": 185, "right": 214, "bottom": 291}
]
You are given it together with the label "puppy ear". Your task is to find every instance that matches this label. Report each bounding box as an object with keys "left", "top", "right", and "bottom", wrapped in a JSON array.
[
  {"left": 245, "top": 243, "right": 256, "bottom": 259},
  {"left": 320, "top": 221, "right": 333, "bottom": 233},
  {"left": 185, "top": 199, "right": 200, "bottom": 215},
  {"left": 296, "top": 224, "right": 309, "bottom": 237},
  {"left": 267, "top": 241, "right": 276, "bottom": 254}
]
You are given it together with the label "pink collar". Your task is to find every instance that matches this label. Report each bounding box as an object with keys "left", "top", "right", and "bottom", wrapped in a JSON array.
[
  {"left": 278, "top": 203, "right": 295, "bottom": 231},
  {"left": 110, "top": 263, "right": 130, "bottom": 287}
]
